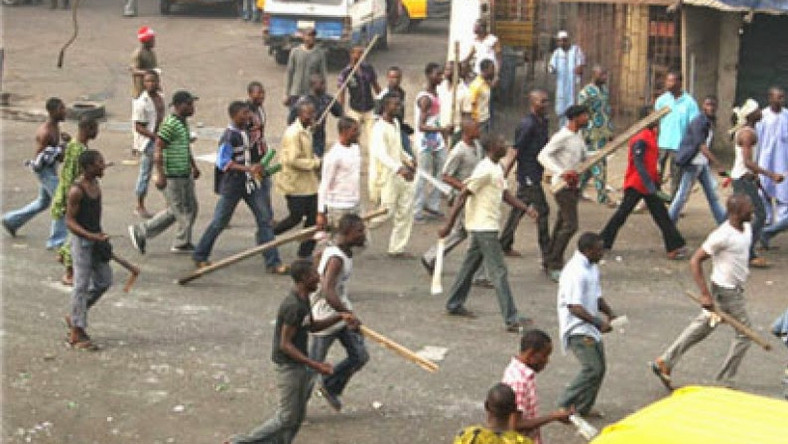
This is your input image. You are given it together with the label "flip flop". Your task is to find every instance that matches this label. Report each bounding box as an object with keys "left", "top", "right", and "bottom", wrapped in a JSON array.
[{"left": 650, "top": 361, "right": 673, "bottom": 391}]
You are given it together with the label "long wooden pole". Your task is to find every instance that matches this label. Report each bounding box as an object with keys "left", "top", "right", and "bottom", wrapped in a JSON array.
[
  {"left": 177, "top": 208, "right": 387, "bottom": 285},
  {"left": 685, "top": 291, "right": 772, "bottom": 351},
  {"left": 360, "top": 325, "right": 439, "bottom": 373},
  {"left": 314, "top": 35, "right": 380, "bottom": 129},
  {"left": 550, "top": 106, "right": 671, "bottom": 194}
]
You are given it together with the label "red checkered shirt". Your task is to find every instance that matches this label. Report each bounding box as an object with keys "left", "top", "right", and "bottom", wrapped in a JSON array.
[{"left": 502, "top": 357, "right": 541, "bottom": 444}]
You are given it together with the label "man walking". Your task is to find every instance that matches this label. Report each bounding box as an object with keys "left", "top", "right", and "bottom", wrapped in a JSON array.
[
  {"left": 501, "top": 89, "right": 550, "bottom": 260},
  {"left": 130, "top": 26, "right": 158, "bottom": 99},
  {"left": 246, "top": 81, "right": 274, "bottom": 219},
  {"left": 599, "top": 108, "right": 687, "bottom": 258},
  {"left": 557, "top": 232, "right": 617, "bottom": 417},
  {"left": 421, "top": 118, "right": 484, "bottom": 274},
  {"left": 2, "top": 97, "right": 69, "bottom": 249},
  {"left": 413, "top": 62, "right": 448, "bottom": 222},
  {"left": 226, "top": 259, "right": 356, "bottom": 444},
  {"left": 287, "top": 73, "right": 342, "bottom": 158},
  {"left": 274, "top": 100, "right": 321, "bottom": 260},
  {"left": 132, "top": 70, "right": 165, "bottom": 219},
  {"left": 338, "top": 46, "right": 381, "bottom": 153},
  {"left": 192, "top": 102, "right": 287, "bottom": 273},
  {"left": 310, "top": 214, "right": 368, "bottom": 412},
  {"left": 758, "top": 87, "right": 788, "bottom": 244},
  {"left": 655, "top": 71, "right": 699, "bottom": 198},
  {"left": 317, "top": 117, "right": 362, "bottom": 227},
  {"left": 128, "top": 90, "right": 200, "bottom": 255},
  {"left": 369, "top": 94, "right": 416, "bottom": 257},
  {"left": 437, "top": 60, "right": 469, "bottom": 147},
  {"left": 283, "top": 28, "right": 327, "bottom": 107},
  {"left": 52, "top": 117, "right": 99, "bottom": 287},
  {"left": 577, "top": 66, "right": 614, "bottom": 206},
  {"left": 538, "top": 105, "right": 589, "bottom": 282},
  {"left": 466, "top": 59, "right": 494, "bottom": 134},
  {"left": 548, "top": 31, "right": 584, "bottom": 126},
  {"left": 64, "top": 150, "right": 111, "bottom": 351},
  {"left": 453, "top": 384, "right": 530, "bottom": 444},
  {"left": 668, "top": 96, "right": 726, "bottom": 226},
  {"left": 441, "top": 134, "right": 533, "bottom": 333},
  {"left": 651, "top": 195, "right": 756, "bottom": 389}
]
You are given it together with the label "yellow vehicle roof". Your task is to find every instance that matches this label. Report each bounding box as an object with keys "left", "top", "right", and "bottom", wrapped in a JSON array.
[{"left": 592, "top": 386, "right": 788, "bottom": 444}]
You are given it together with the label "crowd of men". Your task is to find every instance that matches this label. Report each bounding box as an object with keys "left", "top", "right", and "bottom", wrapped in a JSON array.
[{"left": 3, "top": 20, "right": 788, "bottom": 444}]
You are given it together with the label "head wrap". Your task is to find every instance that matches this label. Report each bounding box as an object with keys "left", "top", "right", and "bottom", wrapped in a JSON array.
[
  {"left": 729, "top": 98, "right": 760, "bottom": 135},
  {"left": 138, "top": 26, "right": 156, "bottom": 43}
]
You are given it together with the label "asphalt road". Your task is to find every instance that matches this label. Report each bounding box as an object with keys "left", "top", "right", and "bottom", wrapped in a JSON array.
[{"left": 2, "top": 1, "right": 787, "bottom": 443}]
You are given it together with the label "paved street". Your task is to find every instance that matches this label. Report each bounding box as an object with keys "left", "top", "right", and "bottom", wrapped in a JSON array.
[{"left": 2, "top": 1, "right": 787, "bottom": 443}]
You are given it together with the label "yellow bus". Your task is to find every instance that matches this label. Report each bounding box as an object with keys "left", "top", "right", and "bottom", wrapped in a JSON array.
[{"left": 389, "top": 0, "right": 451, "bottom": 32}]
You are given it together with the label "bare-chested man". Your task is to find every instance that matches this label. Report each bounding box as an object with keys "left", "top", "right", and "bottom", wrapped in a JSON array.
[{"left": 2, "top": 97, "right": 71, "bottom": 249}]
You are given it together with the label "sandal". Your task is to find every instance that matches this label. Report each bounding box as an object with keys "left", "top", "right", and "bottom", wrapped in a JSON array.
[
  {"left": 66, "top": 338, "right": 99, "bottom": 351},
  {"left": 267, "top": 264, "right": 290, "bottom": 275}
]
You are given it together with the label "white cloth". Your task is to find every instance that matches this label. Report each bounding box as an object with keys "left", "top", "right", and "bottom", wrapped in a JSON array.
[
  {"left": 369, "top": 118, "right": 409, "bottom": 203},
  {"left": 437, "top": 80, "right": 469, "bottom": 130},
  {"left": 472, "top": 34, "right": 499, "bottom": 74},
  {"left": 413, "top": 91, "right": 445, "bottom": 153},
  {"left": 702, "top": 221, "right": 752, "bottom": 289},
  {"left": 132, "top": 90, "right": 160, "bottom": 152},
  {"left": 310, "top": 245, "right": 353, "bottom": 336},
  {"left": 318, "top": 142, "right": 361, "bottom": 211},
  {"left": 538, "top": 127, "right": 587, "bottom": 186},
  {"left": 731, "top": 128, "right": 756, "bottom": 180},
  {"left": 549, "top": 45, "right": 585, "bottom": 117},
  {"left": 557, "top": 250, "right": 602, "bottom": 353},
  {"left": 756, "top": 107, "right": 788, "bottom": 203},
  {"left": 463, "top": 157, "right": 505, "bottom": 232}
]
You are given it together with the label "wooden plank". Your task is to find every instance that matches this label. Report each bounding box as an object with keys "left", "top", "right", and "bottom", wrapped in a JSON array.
[{"left": 550, "top": 107, "right": 671, "bottom": 193}]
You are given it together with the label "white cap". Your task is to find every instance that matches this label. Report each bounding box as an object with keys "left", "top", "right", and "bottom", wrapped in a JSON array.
[{"left": 557, "top": 30, "right": 569, "bottom": 39}]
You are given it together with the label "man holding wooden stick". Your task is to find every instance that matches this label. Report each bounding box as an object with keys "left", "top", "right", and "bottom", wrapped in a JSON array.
[
  {"left": 651, "top": 194, "right": 756, "bottom": 389},
  {"left": 309, "top": 213, "right": 367, "bottom": 412},
  {"left": 538, "top": 105, "right": 589, "bottom": 282}
]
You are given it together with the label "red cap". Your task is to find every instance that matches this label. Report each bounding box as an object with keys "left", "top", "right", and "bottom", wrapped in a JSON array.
[{"left": 137, "top": 26, "right": 156, "bottom": 43}]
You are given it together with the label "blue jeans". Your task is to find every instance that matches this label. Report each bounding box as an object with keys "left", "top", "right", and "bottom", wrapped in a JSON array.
[
  {"left": 192, "top": 183, "right": 281, "bottom": 267},
  {"left": 668, "top": 164, "right": 726, "bottom": 225},
  {"left": 2, "top": 165, "right": 67, "bottom": 248},
  {"left": 134, "top": 140, "right": 154, "bottom": 198},
  {"left": 309, "top": 327, "right": 369, "bottom": 397},
  {"left": 241, "top": 0, "right": 258, "bottom": 19},
  {"left": 413, "top": 148, "right": 446, "bottom": 217}
]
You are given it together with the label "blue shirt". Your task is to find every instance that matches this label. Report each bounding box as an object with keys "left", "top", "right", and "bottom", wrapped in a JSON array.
[{"left": 655, "top": 91, "right": 699, "bottom": 151}]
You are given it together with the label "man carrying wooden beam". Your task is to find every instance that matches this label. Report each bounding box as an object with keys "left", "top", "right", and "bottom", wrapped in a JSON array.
[
  {"left": 538, "top": 105, "right": 589, "bottom": 283},
  {"left": 651, "top": 194, "right": 756, "bottom": 390}
]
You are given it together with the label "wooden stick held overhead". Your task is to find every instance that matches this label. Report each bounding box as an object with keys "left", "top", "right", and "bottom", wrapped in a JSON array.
[
  {"left": 684, "top": 291, "right": 772, "bottom": 351},
  {"left": 177, "top": 208, "right": 387, "bottom": 285},
  {"left": 550, "top": 106, "right": 671, "bottom": 194},
  {"left": 360, "top": 325, "right": 439, "bottom": 373}
]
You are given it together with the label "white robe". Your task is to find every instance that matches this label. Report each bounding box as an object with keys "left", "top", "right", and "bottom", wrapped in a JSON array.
[
  {"left": 549, "top": 45, "right": 585, "bottom": 120},
  {"left": 757, "top": 107, "right": 788, "bottom": 217}
]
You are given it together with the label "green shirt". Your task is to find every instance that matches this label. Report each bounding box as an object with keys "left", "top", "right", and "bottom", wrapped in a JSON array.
[
  {"left": 51, "top": 140, "right": 87, "bottom": 219},
  {"left": 158, "top": 114, "right": 192, "bottom": 177}
]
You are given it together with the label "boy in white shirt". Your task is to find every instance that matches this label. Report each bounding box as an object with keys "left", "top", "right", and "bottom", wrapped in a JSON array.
[{"left": 317, "top": 117, "right": 362, "bottom": 228}]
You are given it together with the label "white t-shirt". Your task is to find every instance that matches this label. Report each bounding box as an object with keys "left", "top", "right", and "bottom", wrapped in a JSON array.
[
  {"left": 464, "top": 157, "right": 506, "bottom": 231},
  {"left": 318, "top": 142, "right": 361, "bottom": 211},
  {"left": 437, "top": 80, "right": 469, "bottom": 130},
  {"left": 538, "top": 127, "right": 587, "bottom": 185},
  {"left": 473, "top": 34, "right": 499, "bottom": 74},
  {"left": 557, "top": 250, "right": 602, "bottom": 352},
  {"left": 310, "top": 245, "right": 354, "bottom": 336},
  {"left": 132, "top": 90, "right": 161, "bottom": 152},
  {"left": 702, "top": 221, "right": 751, "bottom": 289}
]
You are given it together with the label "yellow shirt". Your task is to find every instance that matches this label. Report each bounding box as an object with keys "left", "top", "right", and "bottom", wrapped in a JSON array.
[
  {"left": 467, "top": 76, "right": 491, "bottom": 123},
  {"left": 464, "top": 157, "right": 506, "bottom": 232},
  {"left": 276, "top": 119, "right": 320, "bottom": 196},
  {"left": 453, "top": 426, "right": 533, "bottom": 444}
]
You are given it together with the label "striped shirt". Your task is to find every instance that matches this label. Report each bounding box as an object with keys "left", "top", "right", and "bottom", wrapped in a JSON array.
[{"left": 158, "top": 114, "right": 192, "bottom": 177}]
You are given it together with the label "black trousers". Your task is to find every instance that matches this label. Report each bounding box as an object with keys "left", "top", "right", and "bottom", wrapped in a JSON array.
[
  {"left": 274, "top": 194, "right": 317, "bottom": 259},
  {"left": 500, "top": 182, "right": 550, "bottom": 262},
  {"left": 600, "top": 187, "right": 685, "bottom": 252}
]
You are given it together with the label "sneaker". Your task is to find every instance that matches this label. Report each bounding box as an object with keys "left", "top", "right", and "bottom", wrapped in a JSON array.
[
  {"left": 2, "top": 219, "right": 16, "bottom": 237},
  {"left": 446, "top": 306, "right": 477, "bottom": 319},
  {"left": 666, "top": 246, "right": 688, "bottom": 260},
  {"left": 420, "top": 256, "right": 435, "bottom": 276},
  {"left": 749, "top": 257, "right": 769, "bottom": 268},
  {"left": 318, "top": 386, "right": 342, "bottom": 412},
  {"left": 650, "top": 359, "right": 673, "bottom": 391},
  {"left": 128, "top": 225, "right": 146, "bottom": 254},
  {"left": 170, "top": 243, "right": 195, "bottom": 254}
]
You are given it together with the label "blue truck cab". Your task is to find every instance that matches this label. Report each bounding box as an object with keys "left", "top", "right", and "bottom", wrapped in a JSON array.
[{"left": 262, "top": 0, "right": 388, "bottom": 65}]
